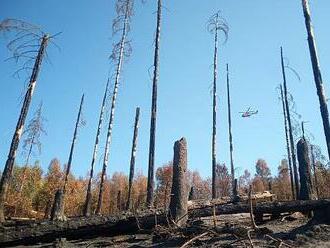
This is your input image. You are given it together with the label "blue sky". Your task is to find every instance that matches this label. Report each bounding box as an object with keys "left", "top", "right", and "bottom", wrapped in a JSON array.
[{"left": 0, "top": 0, "right": 329, "bottom": 179}]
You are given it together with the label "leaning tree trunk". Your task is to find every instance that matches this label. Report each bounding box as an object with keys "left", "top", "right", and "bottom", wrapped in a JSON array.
[
  {"left": 0, "top": 34, "right": 49, "bottom": 223},
  {"left": 95, "top": 6, "right": 130, "bottom": 215},
  {"left": 301, "top": 0, "right": 330, "bottom": 160},
  {"left": 51, "top": 94, "right": 84, "bottom": 220},
  {"left": 280, "top": 47, "right": 299, "bottom": 199},
  {"left": 63, "top": 94, "right": 84, "bottom": 194},
  {"left": 280, "top": 84, "right": 295, "bottom": 199},
  {"left": 146, "top": 0, "right": 162, "bottom": 207},
  {"left": 226, "top": 64, "right": 235, "bottom": 197},
  {"left": 310, "top": 145, "right": 320, "bottom": 199},
  {"left": 83, "top": 80, "right": 109, "bottom": 217},
  {"left": 126, "top": 107, "right": 140, "bottom": 210},
  {"left": 211, "top": 21, "right": 219, "bottom": 200}
]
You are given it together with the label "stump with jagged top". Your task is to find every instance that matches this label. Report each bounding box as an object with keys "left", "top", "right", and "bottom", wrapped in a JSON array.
[{"left": 169, "top": 137, "right": 188, "bottom": 226}]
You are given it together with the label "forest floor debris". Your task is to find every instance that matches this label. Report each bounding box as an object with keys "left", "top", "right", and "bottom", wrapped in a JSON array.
[{"left": 17, "top": 213, "right": 330, "bottom": 248}]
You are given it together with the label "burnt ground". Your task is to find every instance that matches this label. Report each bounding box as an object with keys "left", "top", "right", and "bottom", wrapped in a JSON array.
[{"left": 15, "top": 213, "right": 330, "bottom": 248}]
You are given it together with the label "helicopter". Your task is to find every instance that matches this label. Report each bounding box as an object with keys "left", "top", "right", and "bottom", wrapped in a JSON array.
[{"left": 239, "top": 107, "right": 258, "bottom": 118}]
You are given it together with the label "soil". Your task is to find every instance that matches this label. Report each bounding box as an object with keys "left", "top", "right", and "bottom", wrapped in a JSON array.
[{"left": 13, "top": 213, "right": 330, "bottom": 247}]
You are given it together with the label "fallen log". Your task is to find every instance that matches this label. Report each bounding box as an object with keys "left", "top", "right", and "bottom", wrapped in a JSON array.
[
  {"left": 1, "top": 199, "right": 330, "bottom": 246},
  {"left": 189, "top": 199, "right": 330, "bottom": 219}
]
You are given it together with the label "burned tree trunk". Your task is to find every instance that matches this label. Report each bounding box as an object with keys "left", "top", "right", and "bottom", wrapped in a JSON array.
[
  {"left": 50, "top": 190, "right": 65, "bottom": 221},
  {"left": 126, "top": 107, "right": 140, "bottom": 210},
  {"left": 280, "top": 84, "right": 295, "bottom": 199},
  {"left": 297, "top": 138, "right": 313, "bottom": 201},
  {"left": 169, "top": 138, "right": 188, "bottom": 226},
  {"left": 211, "top": 18, "right": 218, "bottom": 200},
  {"left": 0, "top": 34, "right": 49, "bottom": 222},
  {"left": 233, "top": 179, "right": 240, "bottom": 202},
  {"left": 207, "top": 12, "right": 228, "bottom": 199},
  {"left": 311, "top": 145, "right": 319, "bottom": 199},
  {"left": 226, "top": 64, "right": 235, "bottom": 197},
  {"left": 83, "top": 80, "right": 109, "bottom": 217},
  {"left": 188, "top": 187, "right": 195, "bottom": 201},
  {"left": 147, "top": 0, "right": 162, "bottom": 207},
  {"left": 51, "top": 94, "right": 84, "bottom": 220},
  {"left": 280, "top": 47, "right": 299, "bottom": 199},
  {"left": 63, "top": 94, "right": 84, "bottom": 193},
  {"left": 96, "top": 1, "right": 132, "bottom": 215},
  {"left": 301, "top": 0, "right": 330, "bottom": 160},
  {"left": 117, "top": 190, "right": 122, "bottom": 212}
]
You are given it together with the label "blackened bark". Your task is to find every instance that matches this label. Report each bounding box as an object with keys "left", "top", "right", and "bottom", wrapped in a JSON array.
[
  {"left": 226, "top": 64, "right": 235, "bottom": 197},
  {"left": 117, "top": 190, "right": 122, "bottom": 212},
  {"left": 311, "top": 145, "right": 319, "bottom": 199},
  {"left": 51, "top": 94, "right": 84, "bottom": 220},
  {"left": 280, "top": 47, "right": 299, "bottom": 199},
  {"left": 147, "top": 0, "right": 162, "bottom": 207},
  {"left": 83, "top": 81, "right": 109, "bottom": 217},
  {"left": 0, "top": 35, "right": 49, "bottom": 222},
  {"left": 211, "top": 17, "right": 219, "bottom": 200},
  {"left": 301, "top": 0, "right": 330, "bottom": 160},
  {"left": 280, "top": 84, "right": 295, "bottom": 199},
  {"left": 62, "top": 94, "right": 84, "bottom": 194},
  {"left": 50, "top": 190, "right": 65, "bottom": 221},
  {"left": 126, "top": 107, "right": 140, "bottom": 210},
  {"left": 297, "top": 138, "right": 313, "bottom": 201},
  {"left": 169, "top": 138, "right": 188, "bottom": 226},
  {"left": 188, "top": 187, "right": 194, "bottom": 201}
]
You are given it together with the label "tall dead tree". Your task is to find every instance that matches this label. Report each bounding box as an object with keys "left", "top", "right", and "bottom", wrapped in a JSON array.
[
  {"left": 146, "top": 0, "right": 162, "bottom": 207},
  {"left": 280, "top": 47, "right": 299, "bottom": 199},
  {"left": 51, "top": 94, "right": 85, "bottom": 220},
  {"left": 226, "top": 64, "right": 235, "bottom": 196},
  {"left": 96, "top": 0, "right": 134, "bottom": 215},
  {"left": 83, "top": 80, "right": 109, "bottom": 217},
  {"left": 301, "top": 0, "right": 330, "bottom": 160},
  {"left": 126, "top": 107, "right": 140, "bottom": 210},
  {"left": 0, "top": 33, "right": 49, "bottom": 223},
  {"left": 279, "top": 84, "right": 295, "bottom": 199},
  {"left": 207, "top": 11, "right": 228, "bottom": 199},
  {"left": 63, "top": 94, "right": 84, "bottom": 194}
]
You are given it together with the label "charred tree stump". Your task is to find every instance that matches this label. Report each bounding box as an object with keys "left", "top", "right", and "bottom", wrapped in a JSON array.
[
  {"left": 169, "top": 138, "right": 188, "bottom": 226},
  {"left": 232, "top": 179, "right": 240, "bottom": 203},
  {"left": 188, "top": 187, "right": 195, "bottom": 201},
  {"left": 117, "top": 190, "right": 122, "bottom": 212},
  {"left": 50, "top": 190, "right": 66, "bottom": 221},
  {"left": 297, "top": 138, "right": 313, "bottom": 201}
]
